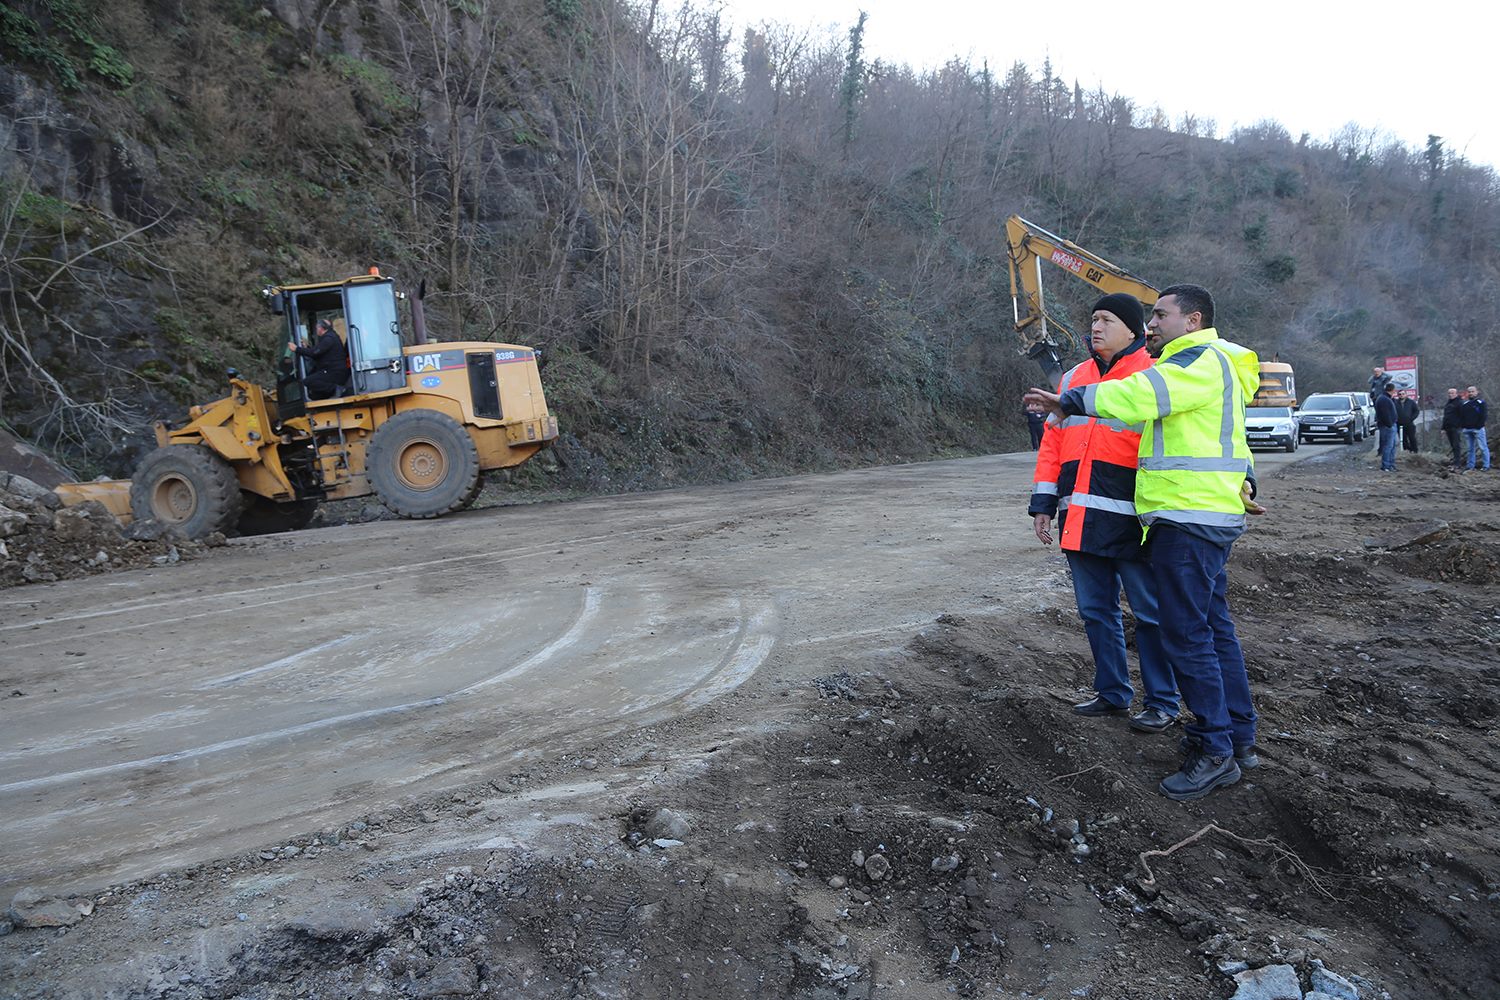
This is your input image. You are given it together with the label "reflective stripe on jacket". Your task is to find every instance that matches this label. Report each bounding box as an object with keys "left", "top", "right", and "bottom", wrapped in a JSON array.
[
  {"left": 1061, "top": 328, "right": 1259, "bottom": 544},
  {"left": 1028, "top": 338, "right": 1153, "bottom": 559}
]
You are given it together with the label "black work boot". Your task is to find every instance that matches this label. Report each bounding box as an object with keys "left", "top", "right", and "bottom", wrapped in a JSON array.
[
  {"left": 1159, "top": 748, "right": 1241, "bottom": 801},
  {"left": 1072, "top": 695, "right": 1128, "bottom": 717}
]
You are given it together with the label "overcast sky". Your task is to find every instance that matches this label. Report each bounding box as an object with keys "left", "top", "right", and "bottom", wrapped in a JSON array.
[{"left": 714, "top": 0, "right": 1494, "bottom": 169}]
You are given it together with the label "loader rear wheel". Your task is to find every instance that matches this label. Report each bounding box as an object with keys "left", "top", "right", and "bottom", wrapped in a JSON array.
[
  {"left": 236, "top": 495, "right": 319, "bottom": 536},
  {"left": 366, "top": 411, "right": 480, "bottom": 518},
  {"left": 129, "top": 445, "right": 242, "bottom": 539}
]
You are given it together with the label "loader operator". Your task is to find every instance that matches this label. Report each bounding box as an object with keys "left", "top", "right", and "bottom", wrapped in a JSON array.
[{"left": 288, "top": 318, "right": 350, "bottom": 400}]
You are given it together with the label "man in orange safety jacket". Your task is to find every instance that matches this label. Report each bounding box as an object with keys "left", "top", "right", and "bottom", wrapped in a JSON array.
[{"left": 1027, "top": 294, "right": 1179, "bottom": 732}]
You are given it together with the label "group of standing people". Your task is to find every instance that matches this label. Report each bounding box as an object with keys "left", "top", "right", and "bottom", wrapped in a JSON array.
[
  {"left": 1022, "top": 286, "right": 1261, "bottom": 802},
  {"left": 1369, "top": 366, "right": 1422, "bottom": 472},
  {"left": 1369, "top": 368, "right": 1489, "bottom": 472},
  {"left": 1441, "top": 386, "right": 1490, "bottom": 471}
]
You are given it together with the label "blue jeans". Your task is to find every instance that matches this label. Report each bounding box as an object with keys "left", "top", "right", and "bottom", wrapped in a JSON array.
[
  {"left": 1065, "top": 551, "right": 1179, "bottom": 714},
  {"left": 1464, "top": 428, "right": 1491, "bottom": 470},
  {"left": 1144, "top": 526, "right": 1256, "bottom": 757},
  {"left": 1378, "top": 425, "right": 1397, "bottom": 470}
]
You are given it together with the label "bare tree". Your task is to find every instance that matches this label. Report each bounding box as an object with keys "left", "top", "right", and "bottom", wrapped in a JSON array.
[{"left": 0, "top": 172, "right": 158, "bottom": 457}]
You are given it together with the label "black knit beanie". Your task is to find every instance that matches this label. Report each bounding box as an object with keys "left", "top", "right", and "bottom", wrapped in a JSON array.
[{"left": 1091, "top": 293, "right": 1145, "bottom": 336}]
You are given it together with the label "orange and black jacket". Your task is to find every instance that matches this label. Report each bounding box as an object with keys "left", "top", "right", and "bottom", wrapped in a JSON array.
[{"left": 1028, "top": 337, "right": 1153, "bottom": 559}]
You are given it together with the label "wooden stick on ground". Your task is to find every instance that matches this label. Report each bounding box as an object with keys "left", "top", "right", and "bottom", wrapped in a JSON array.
[{"left": 1136, "top": 822, "right": 1335, "bottom": 898}]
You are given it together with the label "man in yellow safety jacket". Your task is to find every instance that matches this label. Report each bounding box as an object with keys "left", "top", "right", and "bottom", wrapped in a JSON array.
[{"left": 1026, "top": 284, "right": 1261, "bottom": 801}]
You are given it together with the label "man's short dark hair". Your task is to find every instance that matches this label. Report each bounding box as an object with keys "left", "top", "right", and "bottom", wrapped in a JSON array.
[{"left": 1159, "top": 283, "right": 1215, "bottom": 328}]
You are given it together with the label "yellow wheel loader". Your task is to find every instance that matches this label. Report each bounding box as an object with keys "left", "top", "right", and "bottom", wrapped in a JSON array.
[{"left": 56, "top": 271, "right": 557, "bottom": 538}]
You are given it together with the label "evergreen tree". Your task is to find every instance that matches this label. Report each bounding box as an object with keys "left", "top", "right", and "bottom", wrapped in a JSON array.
[{"left": 839, "top": 10, "right": 868, "bottom": 157}]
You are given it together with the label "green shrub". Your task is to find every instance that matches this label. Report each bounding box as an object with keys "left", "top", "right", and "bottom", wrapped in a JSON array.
[
  {"left": 545, "top": 0, "right": 581, "bottom": 25},
  {"left": 0, "top": 0, "right": 133, "bottom": 90},
  {"left": 1264, "top": 254, "right": 1297, "bottom": 284},
  {"left": 327, "top": 53, "right": 414, "bottom": 115}
]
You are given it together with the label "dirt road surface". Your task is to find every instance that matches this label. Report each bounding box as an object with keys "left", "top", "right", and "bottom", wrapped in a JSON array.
[{"left": 3, "top": 445, "right": 1498, "bottom": 1000}]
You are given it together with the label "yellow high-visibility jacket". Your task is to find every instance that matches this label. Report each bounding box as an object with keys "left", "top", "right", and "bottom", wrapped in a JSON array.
[{"left": 1062, "top": 328, "right": 1259, "bottom": 544}]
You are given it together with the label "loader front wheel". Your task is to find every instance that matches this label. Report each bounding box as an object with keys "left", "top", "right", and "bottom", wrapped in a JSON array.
[
  {"left": 366, "top": 411, "right": 480, "bottom": 518},
  {"left": 130, "top": 445, "right": 243, "bottom": 539}
]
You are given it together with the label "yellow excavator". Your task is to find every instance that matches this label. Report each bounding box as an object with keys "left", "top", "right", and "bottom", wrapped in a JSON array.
[
  {"left": 1005, "top": 215, "right": 1159, "bottom": 387},
  {"left": 1004, "top": 214, "right": 1294, "bottom": 401},
  {"left": 56, "top": 271, "right": 557, "bottom": 538}
]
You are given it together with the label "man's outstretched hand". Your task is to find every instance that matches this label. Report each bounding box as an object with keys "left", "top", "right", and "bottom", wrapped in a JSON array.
[{"left": 1023, "top": 388, "right": 1063, "bottom": 416}]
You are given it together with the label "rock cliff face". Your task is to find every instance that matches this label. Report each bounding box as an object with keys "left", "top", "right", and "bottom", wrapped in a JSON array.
[{"left": 0, "top": 65, "right": 159, "bottom": 222}]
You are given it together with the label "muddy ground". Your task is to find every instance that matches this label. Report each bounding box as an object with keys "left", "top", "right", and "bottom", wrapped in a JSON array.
[{"left": 2, "top": 445, "right": 1498, "bottom": 999}]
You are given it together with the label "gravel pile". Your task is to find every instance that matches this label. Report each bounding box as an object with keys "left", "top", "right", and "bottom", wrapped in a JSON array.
[{"left": 0, "top": 472, "right": 220, "bottom": 588}]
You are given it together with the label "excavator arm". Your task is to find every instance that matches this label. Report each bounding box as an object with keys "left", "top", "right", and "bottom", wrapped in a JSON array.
[{"left": 1004, "top": 215, "right": 1159, "bottom": 386}]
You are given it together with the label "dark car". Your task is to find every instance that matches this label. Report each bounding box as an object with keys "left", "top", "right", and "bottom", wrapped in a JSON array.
[
  {"left": 1298, "top": 393, "right": 1362, "bottom": 443},
  {"left": 1245, "top": 406, "right": 1299, "bottom": 452}
]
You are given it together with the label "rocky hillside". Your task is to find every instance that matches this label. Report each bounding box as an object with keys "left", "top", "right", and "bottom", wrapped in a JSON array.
[{"left": 2, "top": 0, "right": 1497, "bottom": 485}]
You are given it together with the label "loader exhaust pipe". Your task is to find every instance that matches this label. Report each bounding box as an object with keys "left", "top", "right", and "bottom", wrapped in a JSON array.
[{"left": 411, "top": 278, "right": 429, "bottom": 346}]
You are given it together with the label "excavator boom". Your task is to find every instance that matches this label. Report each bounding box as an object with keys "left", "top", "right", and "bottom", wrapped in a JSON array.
[{"left": 1004, "top": 215, "right": 1159, "bottom": 385}]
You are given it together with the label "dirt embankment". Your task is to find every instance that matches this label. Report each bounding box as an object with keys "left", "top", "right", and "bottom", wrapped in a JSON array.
[{"left": 2, "top": 450, "right": 1497, "bottom": 999}]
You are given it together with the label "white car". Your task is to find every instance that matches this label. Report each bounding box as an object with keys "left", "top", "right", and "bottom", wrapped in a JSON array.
[{"left": 1245, "top": 406, "right": 1299, "bottom": 452}]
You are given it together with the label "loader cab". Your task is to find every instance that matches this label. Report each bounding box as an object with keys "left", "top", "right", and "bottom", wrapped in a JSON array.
[{"left": 272, "top": 275, "right": 407, "bottom": 409}]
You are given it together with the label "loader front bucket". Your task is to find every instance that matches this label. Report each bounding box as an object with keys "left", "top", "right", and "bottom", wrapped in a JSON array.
[{"left": 55, "top": 480, "right": 134, "bottom": 524}]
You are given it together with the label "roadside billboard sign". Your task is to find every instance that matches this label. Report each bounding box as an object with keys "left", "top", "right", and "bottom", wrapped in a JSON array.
[{"left": 1385, "top": 355, "right": 1419, "bottom": 396}]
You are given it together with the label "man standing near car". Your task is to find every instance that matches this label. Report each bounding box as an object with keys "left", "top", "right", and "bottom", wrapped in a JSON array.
[
  {"left": 1028, "top": 294, "right": 1180, "bottom": 735},
  {"left": 1369, "top": 366, "right": 1393, "bottom": 402},
  {"left": 1462, "top": 385, "right": 1491, "bottom": 471},
  {"left": 1443, "top": 388, "right": 1465, "bottom": 468},
  {"left": 1025, "top": 284, "right": 1262, "bottom": 801},
  {"left": 1396, "top": 392, "right": 1420, "bottom": 453},
  {"left": 1375, "top": 383, "right": 1398, "bottom": 472}
]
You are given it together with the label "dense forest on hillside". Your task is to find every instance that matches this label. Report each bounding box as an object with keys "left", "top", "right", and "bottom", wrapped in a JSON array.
[{"left": 2, "top": 0, "right": 1497, "bottom": 484}]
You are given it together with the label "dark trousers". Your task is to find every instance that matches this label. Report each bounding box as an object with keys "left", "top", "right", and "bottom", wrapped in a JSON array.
[
  {"left": 1064, "top": 551, "right": 1179, "bottom": 714},
  {"left": 1028, "top": 423, "right": 1045, "bottom": 450},
  {"left": 1446, "top": 427, "right": 1464, "bottom": 466},
  {"left": 1400, "top": 422, "right": 1417, "bottom": 452},
  {"left": 1144, "top": 525, "right": 1256, "bottom": 758},
  {"left": 305, "top": 372, "right": 348, "bottom": 400}
]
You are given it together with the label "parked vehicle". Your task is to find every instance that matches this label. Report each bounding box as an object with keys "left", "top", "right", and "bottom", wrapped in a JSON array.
[
  {"left": 1245, "top": 406, "right": 1299, "bottom": 452},
  {"left": 1334, "top": 391, "right": 1376, "bottom": 438},
  {"left": 1298, "top": 393, "right": 1363, "bottom": 443},
  {"left": 1253, "top": 363, "right": 1297, "bottom": 408}
]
